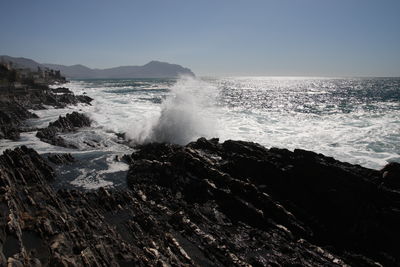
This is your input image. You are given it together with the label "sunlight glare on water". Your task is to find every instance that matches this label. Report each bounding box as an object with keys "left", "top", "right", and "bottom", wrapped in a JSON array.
[{"left": 52, "top": 77, "right": 400, "bottom": 170}]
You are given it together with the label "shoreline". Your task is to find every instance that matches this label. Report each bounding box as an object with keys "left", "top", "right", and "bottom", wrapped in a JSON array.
[
  {"left": 4, "top": 75, "right": 397, "bottom": 171},
  {"left": 1, "top": 136, "right": 400, "bottom": 266},
  {"left": 1, "top": 66, "right": 400, "bottom": 266}
]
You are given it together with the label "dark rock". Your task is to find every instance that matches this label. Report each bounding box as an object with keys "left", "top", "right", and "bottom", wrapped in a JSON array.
[
  {"left": 36, "top": 112, "right": 91, "bottom": 148},
  {"left": 381, "top": 162, "right": 400, "bottom": 190},
  {"left": 49, "top": 112, "right": 91, "bottom": 130},
  {"left": 0, "top": 147, "right": 144, "bottom": 265},
  {"left": 1, "top": 139, "right": 399, "bottom": 266},
  {"left": 76, "top": 95, "right": 93, "bottom": 105},
  {"left": 1, "top": 146, "right": 257, "bottom": 266},
  {"left": 0, "top": 101, "right": 38, "bottom": 140},
  {"left": 115, "top": 132, "right": 126, "bottom": 140},
  {"left": 121, "top": 154, "right": 134, "bottom": 164},
  {"left": 3, "top": 88, "right": 92, "bottom": 110},
  {"left": 124, "top": 138, "right": 400, "bottom": 266},
  {"left": 0, "top": 125, "right": 20, "bottom": 140},
  {"left": 0, "top": 74, "right": 92, "bottom": 141},
  {"left": 187, "top": 137, "right": 221, "bottom": 152},
  {"left": 51, "top": 87, "right": 72, "bottom": 94},
  {"left": 47, "top": 153, "right": 75, "bottom": 165}
]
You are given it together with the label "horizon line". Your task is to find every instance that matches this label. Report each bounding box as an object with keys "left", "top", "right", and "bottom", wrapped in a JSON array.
[{"left": 2, "top": 54, "right": 399, "bottom": 79}]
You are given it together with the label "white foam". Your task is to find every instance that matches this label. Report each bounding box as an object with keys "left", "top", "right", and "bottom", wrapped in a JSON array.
[
  {"left": 0, "top": 132, "right": 76, "bottom": 154},
  {"left": 68, "top": 77, "right": 399, "bottom": 169},
  {"left": 69, "top": 154, "right": 129, "bottom": 190},
  {"left": 70, "top": 168, "right": 114, "bottom": 190},
  {"left": 3, "top": 78, "right": 398, "bottom": 171},
  {"left": 144, "top": 76, "right": 218, "bottom": 144},
  {"left": 98, "top": 154, "right": 130, "bottom": 175}
]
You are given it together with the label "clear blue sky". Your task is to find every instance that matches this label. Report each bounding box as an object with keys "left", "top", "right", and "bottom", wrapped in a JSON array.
[{"left": 1, "top": 0, "right": 399, "bottom": 76}]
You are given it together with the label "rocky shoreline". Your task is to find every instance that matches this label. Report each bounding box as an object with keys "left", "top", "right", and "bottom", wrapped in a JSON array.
[
  {"left": 36, "top": 112, "right": 92, "bottom": 148},
  {"left": 0, "top": 63, "right": 92, "bottom": 141},
  {"left": 1, "top": 64, "right": 400, "bottom": 266},
  {"left": 0, "top": 139, "right": 400, "bottom": 266}
]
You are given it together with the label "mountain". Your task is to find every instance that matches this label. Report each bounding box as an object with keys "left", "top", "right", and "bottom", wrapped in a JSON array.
[
  {"left": 0, "top": 55, "right": 43, "bottom": 70},
  {"left": 43, "top": 64, "right": 96, "bottom": 79},
  {"left": 43, "top": 61, "right": 195, "bottom": 79},
  {"left": 0, "top": 55, "right": 195, "bottom": 78}
]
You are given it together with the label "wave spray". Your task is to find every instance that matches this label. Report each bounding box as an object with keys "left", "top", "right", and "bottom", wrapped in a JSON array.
[{"left": 129, "top": 76, "right": 217, "bottom": 145}]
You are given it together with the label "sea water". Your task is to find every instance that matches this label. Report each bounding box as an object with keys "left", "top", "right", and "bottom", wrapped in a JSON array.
[{"left": 1, "top": 76, "right": 399, "bottom": 188}]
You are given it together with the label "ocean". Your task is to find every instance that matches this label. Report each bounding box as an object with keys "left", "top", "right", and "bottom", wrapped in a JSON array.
[{"left": 1, "top": 76, "right": 399, "bottom": 188}]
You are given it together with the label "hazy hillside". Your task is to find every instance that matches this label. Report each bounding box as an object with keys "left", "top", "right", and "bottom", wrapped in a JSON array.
[
  {"left": 0, "top": 55, "right": 42, "bottom": 70},
  {"left": 0, "top": 55, "right": 195, "bottom": 78},
  {"left": 43, "top": 61, "right": 195, "bottom": 79},
  {"left": 43, "top": 64, "right": 96, "bottom": 79}
]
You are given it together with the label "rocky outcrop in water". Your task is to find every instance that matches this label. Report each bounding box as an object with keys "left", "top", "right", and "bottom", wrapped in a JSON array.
[
  {"left": 0, "top": 63, "right": 93, "bottom": 141},
  {"left": 0, "top": 83, "right": 92, "bottom": 112},
  {"left": 50, "top": 86, "right": 93, "bottom": 105},
  {"left": 36, "top": 112, "right": 91, "bottom": 148},
  {"left": 1, "top": 139, "right": 399, "bottom": 266},
  {"left": 0, "top": 101, "right": 38, "bottom": 140}
]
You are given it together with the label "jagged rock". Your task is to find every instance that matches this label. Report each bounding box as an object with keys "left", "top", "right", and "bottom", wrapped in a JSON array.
[
  {"left": 0, "top": 125, "right": 20, "bottom": 140},
  {"left": 1, "top": 146, "right": 263, "bottom": 266},
  {"left": 115, "top": 132, "right": 126, "bottom": 140},
  {"left": 49, "top": 112, "right": 91, "bottom": 130},
  {"left": 76, "top": 95, "right": 93, "bottom": 105},
  {"left": 2, "top": 87, "right": 92, "bottom": 111},
  {"left": 36, "top": 112, "right": 91, "bottom": 148},
  {"left": 125, "top": 138, "right": 400, "bottom": 266},
  {"left": 0, "top": 101, "right": 38, "bottom": 140},
  {"left": 0, "top": 80, "right": 92, "bottom": 141},
  {"left": 47, "top": 153, "right": 75, "bottom": 165},
  {"left": 381, "top": 162, "right": 400, "bottom": 190},
  {"left": 1, "top": 140, "right": 400, "bottom": 266},
  {"left": 51, "top": 87, "right": 72, "bottom": 94},
  {"left": 54, "top": 93, "right": 93, "bottom": 106}
]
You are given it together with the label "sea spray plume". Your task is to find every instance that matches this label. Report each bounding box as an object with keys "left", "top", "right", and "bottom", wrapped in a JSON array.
[{"left": 147, "top": 76, "right": 217, "bottom": 145}]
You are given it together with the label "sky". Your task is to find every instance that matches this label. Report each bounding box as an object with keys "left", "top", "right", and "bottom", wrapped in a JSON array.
[{"left": 0, "top": 0, "right": 399, "bottom": 77}]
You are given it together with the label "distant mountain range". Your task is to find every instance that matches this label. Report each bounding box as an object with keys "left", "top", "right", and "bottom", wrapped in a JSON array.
[{"left": 0, "top": 55, "right": 195, "bottom": 79}]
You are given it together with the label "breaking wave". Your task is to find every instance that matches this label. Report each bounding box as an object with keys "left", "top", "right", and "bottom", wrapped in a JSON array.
[{"left": 127, "top": 76, "right": 218, "bottom": 145}]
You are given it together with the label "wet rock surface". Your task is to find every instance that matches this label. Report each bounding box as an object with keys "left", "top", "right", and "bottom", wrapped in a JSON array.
[
  {"left": 0, "top": 85, "right": 92, "bottom": 141},
  {"left": 126, "top": 138, "right": 400, "bottom": 266},
  {"left": 0, "top": 62, "right": 93, "bottom": 142},
  {"left": 3, "top": 85, "right": 92, "bottom": 111},
  {"left": 0, "top": 101, "right": 38, "bottom": 140},
  {"left": 36, "top": 112, "right": 91, "bottom": 148},
  {"left": 47, "top": 153, "right": 75, "bottom": 165},
  {"left": 1, "top": 139, "right": 399, "bottom": 266}
]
